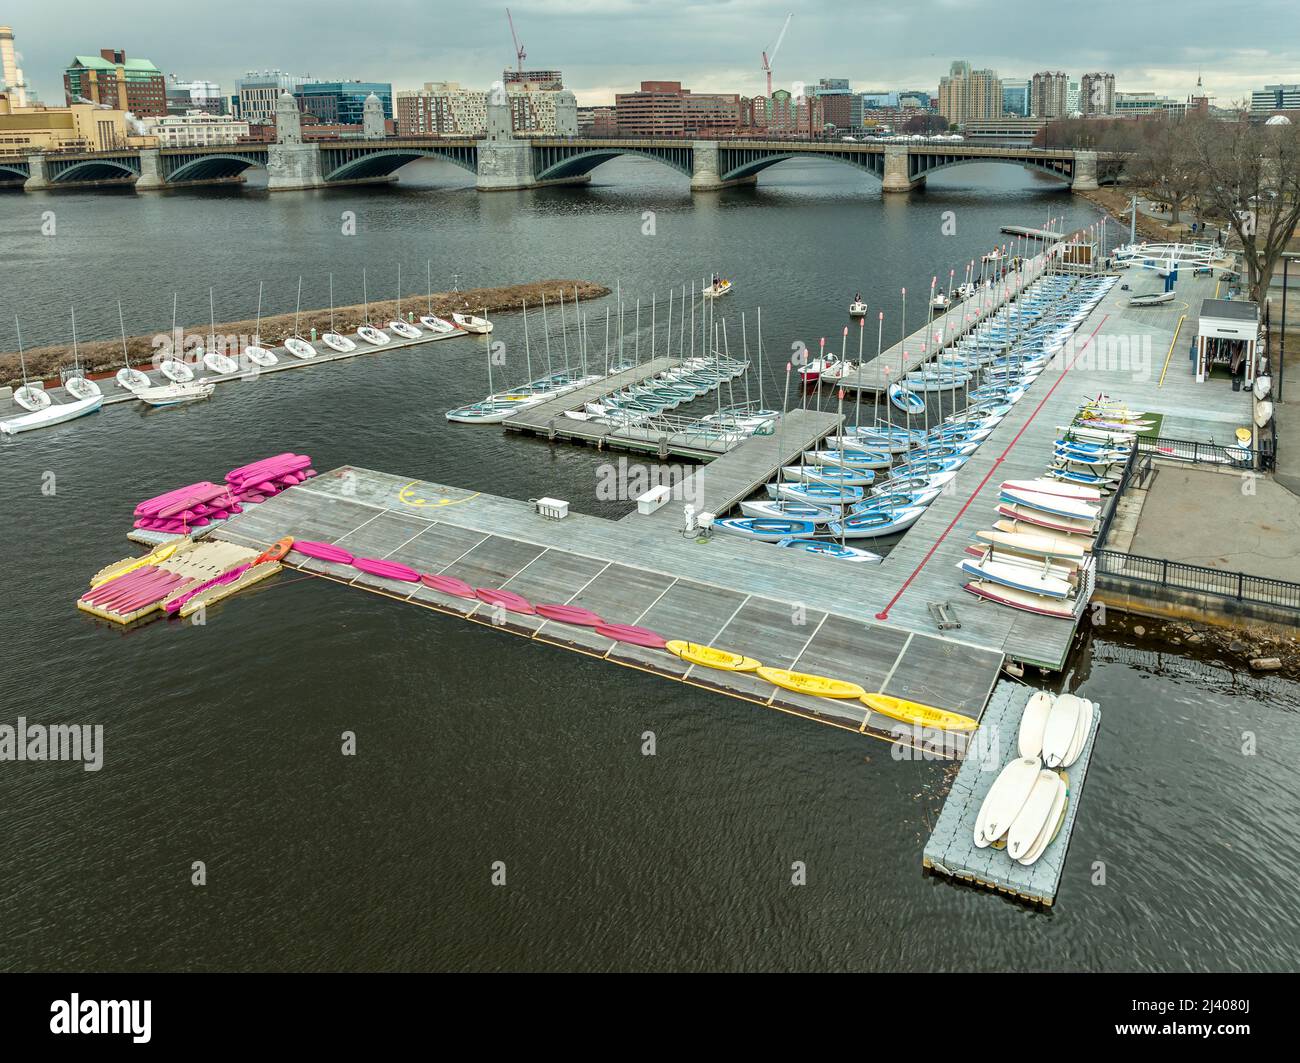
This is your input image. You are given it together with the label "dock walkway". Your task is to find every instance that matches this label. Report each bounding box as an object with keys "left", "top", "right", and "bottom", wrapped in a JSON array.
[{"left": 922, "top": 680, "right": 1102, "bottom": 906}]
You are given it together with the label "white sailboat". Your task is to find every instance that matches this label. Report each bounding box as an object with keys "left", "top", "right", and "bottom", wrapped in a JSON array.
[
  {"left": 1, "top": 316, "right": 103, "bottom": 435},
  {"left": 113, "top": 301, "right": 152, "bottom": 393},
  {"left": 201, "top": 288, "right": 239, "bottom": 374},
  {"left": 285, "top": 276, "right": 318, "bottom": 358},
  {"left": 161, "top": 294, "right": 195, "bottom": 382},
  {"left": 321, "top": 273, "right": 357, "bottom": 353},
  {"left": 387, "top": 264, "right": 422, "bottom": 339},
  {"left": 452, "top": 310, "right": 492, "bottom": 334},
  {"left": 418, "top": 260, "right": 457, "bottom": 333},
  {"left": 244, "top": 281, "right": 279, "bottom": 366},
  {"left": 63, "top": 307, "right": 103, "bottom": 401},
  {"left": 355, "top": 269, "right": 390, "bottom": 346}
]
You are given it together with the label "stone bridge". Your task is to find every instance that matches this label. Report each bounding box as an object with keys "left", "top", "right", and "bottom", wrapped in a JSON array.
[{"left": 9, "top": 98, "right": 1116, "bottom": 195}]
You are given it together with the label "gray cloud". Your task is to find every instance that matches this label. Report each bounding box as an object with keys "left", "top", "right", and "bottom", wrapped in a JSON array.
[{"left": 8, "top": 0, "right": 1297, "bottom": 106}]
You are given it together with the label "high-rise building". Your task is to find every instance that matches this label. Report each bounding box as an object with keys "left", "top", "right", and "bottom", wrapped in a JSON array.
[
  {"left": 235, "top": 71, "right": 318, "bottom": 124},
  {"left": 395, "top": 79, "right": 574, "bottom": 136},
  {"left": 749, "top": 88, "right": 824, "bottom": 134},
  {"left": 294, "top": 82, "right": 393, "bottom": 125},
  {"left": 64, "top": 49, "right": 167, "bottom": 116},
  {"left": 1031, "top": 71, "right": 1069, "bottom": 119},
  {"left": 1250, "top": 84, "right": 1300, "bottom": 113},
  {"left": 819, "top": 91, "right": 863, "bottom": 131},
  {"left": 0, "top": 25, "right": 30, "bottom": 106},
  {"left": 938, "top": 60, "right": 1002, "bottom": 124},
  {"left": 1079, "top": 73, "right": 1116, "bottom": 116},
  {"left": 1001, "top": 78, "right": 1031, "bottom": 117}
]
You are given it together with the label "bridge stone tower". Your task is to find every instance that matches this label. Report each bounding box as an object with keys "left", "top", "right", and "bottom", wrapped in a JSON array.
[
  {"left": 881, "top": 142, "right": 924, "bottom": 193},
  {"left": 362, "top": 92, "right": 385, "bottom": 139},
  {"left": 1071, "top": 150, "right": 1099, "bottom": 191},
  {"left": 267, "top": 91, "right": 323, "bottom": 191}
]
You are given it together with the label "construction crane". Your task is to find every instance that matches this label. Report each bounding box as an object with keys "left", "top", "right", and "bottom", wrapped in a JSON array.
[
  {"left": 507, "top": 8, "right": 526, "bottom": 74},
  {"left": 761, "top": 12, "right": 792, "bottom": 97}
]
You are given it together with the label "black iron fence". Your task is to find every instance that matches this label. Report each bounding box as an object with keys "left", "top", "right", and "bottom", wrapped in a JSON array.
[
  {"left": 1095, "top": 548, "right": 1300, "bottom": 612},
  {"left": 1136, "top": 435, "right": 1253, "bottom": 468}
]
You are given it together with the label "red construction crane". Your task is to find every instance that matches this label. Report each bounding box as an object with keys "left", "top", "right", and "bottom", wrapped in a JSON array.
[
  {"left": 761, "top": 12, "right": 792, "bottom": 97},
  {"left": 507, "top": 8, "right": 526, "bottom": 73}
]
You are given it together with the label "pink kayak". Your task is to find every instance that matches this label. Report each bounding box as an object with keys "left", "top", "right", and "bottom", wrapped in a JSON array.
[
  {"left": 134, "top": 481, "right": 223, "bottom": 517},
  {"left": 292, "top": 541, "right": 355, "bottom": 564},
  {"left": 165, "top": 564, "right": 250, "bottom": 614},
  {"left": 475, "top": 587, "right": 536, "bottom": 614},
  {"left": 593, "top": 622, "right": 667, "bottom": 649},
  {"left": 534, "top": 603, "right": 605, "bottom": 627},
  {"left": 82, "top": 566, "right": 157, "bottom": 605},
  {"left": 420, "top": 574, "right": 477, "bottom": 598},
  {"left": 352, "top": 558, "right": 421, "bottom": 583}
]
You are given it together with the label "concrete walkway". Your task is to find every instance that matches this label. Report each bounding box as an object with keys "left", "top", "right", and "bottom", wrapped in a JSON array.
[{"left": 1128, "top": 464, "right": 1300, "bottom": 582}]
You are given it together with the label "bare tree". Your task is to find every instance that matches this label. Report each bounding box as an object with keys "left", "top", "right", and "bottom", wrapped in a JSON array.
[
  {"left": 1186, "top": 114, "right": 1300, "bottom": 301},
  {"left": 1127, "top": 116, "right": 1202, "bottom": 225}
]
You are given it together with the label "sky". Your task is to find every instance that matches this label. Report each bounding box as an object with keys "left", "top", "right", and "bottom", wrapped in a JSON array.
[{"left": 5, "top": 0, "right": 1298, "bottom": 106}]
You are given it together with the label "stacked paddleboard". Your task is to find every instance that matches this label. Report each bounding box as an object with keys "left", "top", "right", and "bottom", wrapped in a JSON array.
[
  {"left": 973, "top": 690, "right": 1095, "bottom": 866},
  {"left": 132, "top": 453, "right": 316, "bottom": 535}
]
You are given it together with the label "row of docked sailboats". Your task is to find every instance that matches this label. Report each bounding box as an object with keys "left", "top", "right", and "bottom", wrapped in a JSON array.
[{"left": 712, "top": 263, "right": 1118, "bottom": 563}]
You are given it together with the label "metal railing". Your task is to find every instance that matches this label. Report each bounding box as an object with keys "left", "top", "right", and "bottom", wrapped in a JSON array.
[
  {"left": 1136, "top": 434, "right": 1253, "bottom": 468},
  {"left": 1095, "top": 548, "right": 1300, "bottom": 611}
]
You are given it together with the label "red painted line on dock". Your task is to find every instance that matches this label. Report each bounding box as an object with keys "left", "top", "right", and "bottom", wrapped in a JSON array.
[{"left": 874, "top": 314, "right": 1109, "bottom": 621}]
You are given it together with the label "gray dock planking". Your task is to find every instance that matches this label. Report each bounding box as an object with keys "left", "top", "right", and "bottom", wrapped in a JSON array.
[
  {"left": 626, "top": 409, "right": 843, "bottom": 524},
  {"left": 922, "top": 680, "right": 1102, "bottom": 906},
  {"left": 209, "top": 465, "right": 1004, "bottom": 747},
  {"left": 0, "top": 324, "right": 466, "bottom": 422}
]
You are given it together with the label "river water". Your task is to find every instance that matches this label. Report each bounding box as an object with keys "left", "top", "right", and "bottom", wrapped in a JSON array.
[{"left": 1, "top": 158, "right": 1296, "bottom": 972}]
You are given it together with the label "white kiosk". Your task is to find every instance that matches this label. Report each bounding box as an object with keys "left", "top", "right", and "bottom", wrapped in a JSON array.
[{"left": 1195, "top": 299, "right": 1259, "bottom": 385}]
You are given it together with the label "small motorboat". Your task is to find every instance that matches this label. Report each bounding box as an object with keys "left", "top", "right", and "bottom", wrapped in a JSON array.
[
  {"left": 452, "top": 312, "right": 493, "bottom": 334},
  {"left": 775, "top": 538, "right": 881, "bottom": 563},
  {"left": 136, "top": 380, "right": 215, "bottom": 407},
  {"left": 702, "top": 277, "right": 732, "bottom": 298},
  {"left": 1, "top": 392, "right": 103, "bottom": 435},
  {"left": 931, "top": 292, "right": 950, "bottom": 311},
  {"left": 849, "top": 295, "right": 867, "bottom": 318}
]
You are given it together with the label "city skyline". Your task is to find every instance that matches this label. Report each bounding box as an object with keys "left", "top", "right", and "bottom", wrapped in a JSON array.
[{"left": 5, "top": 0, "right": 1298, "bottom": 107}]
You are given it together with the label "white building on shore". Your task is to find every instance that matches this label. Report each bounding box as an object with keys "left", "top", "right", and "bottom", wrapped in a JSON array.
[{"left": 144, "top": 110, "right": 249, "bottom": 146}]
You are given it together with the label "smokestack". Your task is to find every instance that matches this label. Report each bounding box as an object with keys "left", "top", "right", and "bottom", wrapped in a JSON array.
[{"left": 0, "top": 26, "right": 28, "bottom": 107}]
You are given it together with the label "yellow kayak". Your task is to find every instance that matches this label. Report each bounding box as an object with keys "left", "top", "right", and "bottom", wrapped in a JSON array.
[
  {"left": 860, "top": 692, "right": 978, "bottom": 731},
  {"left": 89, "top": 541, "right": 180, "bottom": 588},
  {"left": 757, "top": 667, "right": 865, "bottom": 700},
  {"left": 666, "top": 640, "right": 761, "bottom": 672}
]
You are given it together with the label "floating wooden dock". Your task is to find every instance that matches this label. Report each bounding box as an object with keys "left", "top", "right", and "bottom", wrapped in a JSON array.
[
  {"left": 1001, "top": 225, "right": 1064, "bottom": 241},
  {"left": 922, "top": 680, "right": 1101, "bottom": 907},
  {"left": 209, "top": 463, "right": 1004, "bottom": 748},
  {"left": 0, "top": 325, "right": 466, "bottom": 422},
  {"left": 838, "top": 248, "right": 1052, "bottom": 393}
]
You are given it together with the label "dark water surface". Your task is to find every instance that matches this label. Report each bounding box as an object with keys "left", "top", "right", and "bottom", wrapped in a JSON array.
[{"left": 1, "top": 158, "right": 1296, "bottom": 971}]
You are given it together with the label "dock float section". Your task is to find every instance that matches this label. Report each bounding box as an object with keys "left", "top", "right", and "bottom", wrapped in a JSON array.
[{"left": 922, "top": 680, "right": 1101, "bottom": 906}]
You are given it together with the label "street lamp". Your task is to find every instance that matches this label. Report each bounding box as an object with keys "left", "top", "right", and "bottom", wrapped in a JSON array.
[{"left": 1281, "top": 250, "right": 1299, "bottom": 401}]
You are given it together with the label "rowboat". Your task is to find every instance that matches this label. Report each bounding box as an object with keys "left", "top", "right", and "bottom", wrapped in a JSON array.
[
  {"left": 1, "top": 392, "right": 103, "bottom": 435},
  {"left": 861, "top": 692, "right": 978, "bottom": 731},
  {"left": 775, "top": 538, "right": 882, "bottom": 563},
  {"left": 666, "top": 640, "right": 761, "bottom": 672},
  {"left": 756, "top": 667, "right": 866, "bottom": 700},
  {"left": 888, "top": 383, "right": 925, "bottom": 414}
]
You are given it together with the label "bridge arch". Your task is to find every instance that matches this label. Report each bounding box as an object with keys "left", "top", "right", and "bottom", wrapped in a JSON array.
[
  {"left": 532, "top": 145, "right": 693, "bottom": 183},
  {"left": 50, "top": 158, "right": 140, "bottom": 183},
  {"left": 718, "top": 148, "right": 885, "bottom": 184},
  {"left": 908, "top": 153, "right": 1074, "bottom": 185},
  {"left": 0, "top": 161, "right": 29, "bottom": 181},
  {"left": 165, "top": 153, "right": 267, "bottom": 184},
  {"left": 322, "top": 147, "right": 478, "bottom": 183}
]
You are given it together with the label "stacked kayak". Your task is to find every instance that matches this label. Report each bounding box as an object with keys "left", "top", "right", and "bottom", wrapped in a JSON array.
[{"left": 132, "top": 453, "right": 315, "bottom": 535}]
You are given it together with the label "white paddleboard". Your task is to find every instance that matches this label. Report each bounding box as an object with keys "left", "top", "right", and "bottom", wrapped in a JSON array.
[
  {"left": 1018, "top": 691, "right": 1055, "bottom": 759},
  {"left": 1007, "top": 770, "right": 1066, "bottom": 861},
  {"left": 974, "top": 757, "right": 1041, "bottom": 847},
  {"left": 1063, "top": 697, "right": 1094, "bottom": 767},
  {"left": 1042, "top": 693, "right": 1083, "bottom": 769},
  {"left": 1018, "top": 773, "right": 1070, "bottom": 865}
]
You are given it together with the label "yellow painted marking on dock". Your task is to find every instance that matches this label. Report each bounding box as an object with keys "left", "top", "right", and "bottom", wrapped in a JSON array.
[
  {"left": 396, "top": 482, "right": 480, "bottom": 509},
  {"left": 1157, "top": 313, "right": 1187, "bottom": 389}
]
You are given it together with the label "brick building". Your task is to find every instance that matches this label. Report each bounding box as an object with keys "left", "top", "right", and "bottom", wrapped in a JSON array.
[{"left": 64, "top": 49, "right": 167, "bottom": 116}]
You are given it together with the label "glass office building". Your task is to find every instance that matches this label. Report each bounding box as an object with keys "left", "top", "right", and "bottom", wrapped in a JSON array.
[{"left": 294, "top": 82, "right": 393, "bottom": 125}]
